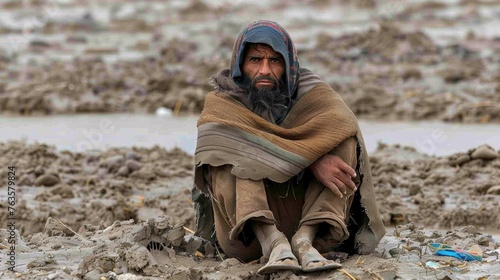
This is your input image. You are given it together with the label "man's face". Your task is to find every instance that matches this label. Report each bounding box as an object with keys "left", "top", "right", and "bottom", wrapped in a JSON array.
[{"left": 242, "top": 44, "right": 285, "bottom": 90}]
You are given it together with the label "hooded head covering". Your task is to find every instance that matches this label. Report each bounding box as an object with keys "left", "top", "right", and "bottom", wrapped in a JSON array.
[{"left": 230, "top": 20, "right": 300, "bottom": 100}]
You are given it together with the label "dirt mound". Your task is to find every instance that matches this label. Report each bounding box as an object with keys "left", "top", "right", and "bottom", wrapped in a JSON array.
[
  {"left": 0, "top": 141, "right": 194, "bottom": 236},
  {"left": 372, "top": 143, "right": 500, "bottom": 230},
  {"left": 314, "top": 20, "right": 437, "bottom": 62},
  {"left": 0, "top": 41, "right": 227, "bottom": 115}
]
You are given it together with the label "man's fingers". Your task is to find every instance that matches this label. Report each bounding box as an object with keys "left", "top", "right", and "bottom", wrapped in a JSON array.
[
  {"left": 332, "top": 177, "right": 348, "bottom": 195},
  {"left": 344, "top": 176, "right": 356, "bottom": 192},
  {"left": 332, "top": 156, "right": 356, "bottom": 178},
  {"left": 340, "top": 164, "right": 356, "bottom": 178},
  {"left": 334, "top": 171, "right": 357, "bottom": 192},
  {"left": 325, "top": 180, "right": 343, "bottom": 198}
]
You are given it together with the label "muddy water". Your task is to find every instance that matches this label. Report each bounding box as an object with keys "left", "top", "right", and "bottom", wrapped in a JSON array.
[{"left": 1, "top": 114, "right": 499, "bottom": 156}]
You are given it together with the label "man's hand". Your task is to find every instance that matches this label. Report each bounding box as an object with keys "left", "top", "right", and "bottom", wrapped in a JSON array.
[{"left": 308, "top": 155, "right": 357, "bottom": 198}]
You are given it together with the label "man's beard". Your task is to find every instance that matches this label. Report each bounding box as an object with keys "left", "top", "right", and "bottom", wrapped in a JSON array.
[{"left": 241, "top": 76, "right": 290, "bottom": 122}]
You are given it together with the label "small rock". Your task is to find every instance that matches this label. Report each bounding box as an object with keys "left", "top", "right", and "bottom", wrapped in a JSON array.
[
  {"left": 126, "top": 152, "right": 141, "bottom": 161},
  {"left": 476, "top": 235, "right": 490, "bottom": 246},
  {"left": 62, "top": 266, "right": 71, "bottom": 275},
  {"left": 35, "top": 174, "right": 60, "bottom": 187},
  {"left": 108, "top": 233, "right": 120, "bottom": 240},
  {"left": 151, "top": 216, "right": 170, "bottom": 231},
  {"left": 27, "top": 257, "right": 57, "bottom": 268},
  {"left": 470, "top": 145, "right": 498, "bottom": 160},
  {"left": 84, "top": 269, "right": 103, "bottom": 280},
  {"left": 408, "top": 183, "right": 421, "bottom": 196},
  {"left": 451, "top": 154, "right": 471, "bottom": 166},
  {"left": 98, "top": 256, "right": 116, "bottom": 272},
  {"left": 18, "top": 174, "right": 36, "bottom": 185},
  {"left": 126, "top": 159, "right": 142, "bottom": 172},
  {"left": 44, "top": 217, "right": 75, "bottom": 237},
  {"left": 486, "top": 185, "right": 500, "bottom": 195},
  {"left": 217, "top": 258, "right": 242, "bottom": 269},
  {"left": 166, "top": 226, "right": 184, "bottom": 246},
  {"left": 100, "top": 155, "right": 125, "bottom": 172},
  {"left": 204, "top": 242, "right": 215, "bottom": 258},
  {"left": 116, "top": 166, "right": 130, "bottom": 176},
  {"left": 185, "top": 236, "right": 203, "bottom": 254},
  {"left": 51, "top": 242, "right": 63, "bottom": 250},
  {"left": 339, "top": 47, "right": 362, "bottom": 59},
  {"left": 107, "top": 272, "right": 118, "bottom": 280},
  {"left": 35, "top": 166, "right": 45, "bottom": 176},
  {"left": 155, "top": 107, "right": 173, "bottom": 117},
  {"left": 458, "top": 225, "right": 477, "bottom": 234},
  {"left": 47, "top": 272, "right": 60, "bottom": 280}
]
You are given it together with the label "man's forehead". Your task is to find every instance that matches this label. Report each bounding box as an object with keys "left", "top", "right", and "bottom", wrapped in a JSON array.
[{"left": 246, "top": 43, "right": 281, "bottom": 56}]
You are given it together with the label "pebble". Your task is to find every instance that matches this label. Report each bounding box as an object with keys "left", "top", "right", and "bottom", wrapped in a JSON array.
[
  {"left": 84, "top": 269, "right": 103, "bottom": 280},
  {"left": 217, "top": 258, "right": 242, "bottom": 269},
  {"left": 167, "top": 226, "right": 185, "bottom": 247},
  {"left": 126, "top": 159, "right": 142, "bottom": 172},
  {"left": 100, "top": 155, "right": 125, "bottom": 168},
  {"left": 476, "top": 235, "right": 490, "bottom": 246},
  {"left": 35, "top": 174, "right": 60, "bottom": 187},
  {"left": 116, "top": 166, "right": 130, "bottom": 176},
  {"left": 18, "top": 174, "right": 36, "bottom": 185},
  {"left": 100, "top": 155, "right": 125, "bottom": 172},
  {"left": 470, "top": 145, "right": 498, "bottom": 160},
  {"left": 185, "top": 236, "right": 203, "bottom": 254},
  {"left": 62, "top": 266, "right": 71, "bottom": 275},
  {"left": 98, "top": 256, "right": 116, "bottom": 273},
  {"left": 46, "top": 272, "right": 59, "bottom": 280},
  {"left": 451, "top": 154, "right": 471, "bottom": 166},
  {"left": 155, "top": 107, "right": 173, "bottom": 117},
  {"left": 204, "top": 242, "right": 215, "bottom": 258},
  {"left": 126, "top": 151, "right": 141, "bottom": 161},
  {"left": 35, "top": 166, "right": 45, "bottom": 176},
  {"left": 51, "top": 242, "right": 63, "bottom": 250},
  {"left": 486, "top": 185, "right": 500, "bottom": 195},
  {"left": 408, "top": 183, "right": 421, "bottom": 196}
]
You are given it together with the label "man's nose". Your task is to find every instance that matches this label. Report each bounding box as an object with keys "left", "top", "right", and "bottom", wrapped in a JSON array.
[{"left": 258, "top": 59, "right": 271, "bottom": 76}]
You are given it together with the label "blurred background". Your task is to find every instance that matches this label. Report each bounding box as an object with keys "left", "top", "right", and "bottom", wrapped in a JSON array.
[{"left": 1, "top": 0, "right": 499, "bottom": 155}]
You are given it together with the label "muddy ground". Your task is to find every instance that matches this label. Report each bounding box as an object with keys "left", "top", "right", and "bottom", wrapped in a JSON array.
[
  {"left": 1, "top": 0, "right": 500, "bottom": 122},
  {"left": 1, "top": 0, "right": 500, "bottom": 279},
  {"left": 0, "top": 141, "right": 499, "bottom": 279}
]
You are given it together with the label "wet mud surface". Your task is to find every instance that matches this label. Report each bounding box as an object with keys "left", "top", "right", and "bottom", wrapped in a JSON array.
[
  {"left": 1, "top": 141, "right": 499, "bottom": 279},
  {"left": 1, "top": 0, "right": 500, "bottom": 279},
  {"left": 0, "top": 0, "right": 500, "bottom": 122}
]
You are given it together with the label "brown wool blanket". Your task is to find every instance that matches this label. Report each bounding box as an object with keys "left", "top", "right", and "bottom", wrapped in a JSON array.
[
  {"left": 194, "top": 82, "right": 385, "bottom": 254},
  {"left": 195, "top": 83, "right": 358, "bottom": 183}
]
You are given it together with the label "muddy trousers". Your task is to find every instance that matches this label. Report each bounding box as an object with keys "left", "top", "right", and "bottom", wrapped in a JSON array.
[{"left": 207, "top": 137, "right": 358, "bottom": 262}]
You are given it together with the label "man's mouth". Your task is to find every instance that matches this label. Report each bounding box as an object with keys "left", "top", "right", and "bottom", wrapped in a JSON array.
[
  {"left": 254, "top": 78, "right": 276, "bottom": 87},
  {"left": 256, "top": 80, "right": 274, "bottom": 85}
]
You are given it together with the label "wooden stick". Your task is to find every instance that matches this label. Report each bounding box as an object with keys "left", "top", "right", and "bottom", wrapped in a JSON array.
[
  {"left": 55, "top": 218, "right": 92, "bottom": 244},
  {"left": 183, "top": 226, "right": 195, "bottom": 234},
  {"left": 339, "top": 268, "right": 356, "bottom": 280},
  {"left": 173, "top": 100, "right": 183, "bottom": 116}
]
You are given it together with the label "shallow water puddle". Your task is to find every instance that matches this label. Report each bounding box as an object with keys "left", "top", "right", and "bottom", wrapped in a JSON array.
[{"left": 1, "top": 114, "right": 499, "bottom": 156}]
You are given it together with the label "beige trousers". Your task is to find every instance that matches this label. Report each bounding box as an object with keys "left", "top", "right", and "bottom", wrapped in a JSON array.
[{"left": 206, "top": 137, "right": 358, "bottom": 261}]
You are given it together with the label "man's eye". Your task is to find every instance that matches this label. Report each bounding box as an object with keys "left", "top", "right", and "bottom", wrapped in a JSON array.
[
  {"left": 270, "top": 58, "right": 281, "bottom": 63},
  {"left": 249, "top": 57, "right": 260, "bottom": 62}
]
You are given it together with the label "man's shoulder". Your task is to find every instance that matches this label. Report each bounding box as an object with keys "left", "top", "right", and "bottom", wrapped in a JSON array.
[{"left": 297, "top": 68, "right": 328, "bottom": 98}]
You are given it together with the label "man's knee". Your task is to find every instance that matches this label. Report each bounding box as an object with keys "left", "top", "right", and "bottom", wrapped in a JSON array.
[
  {"left": 329, "top": 136, "right": 357, "bottom": 168},
  {"left": 209, "top": 165, "right": 235, "bottom": 196}
]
